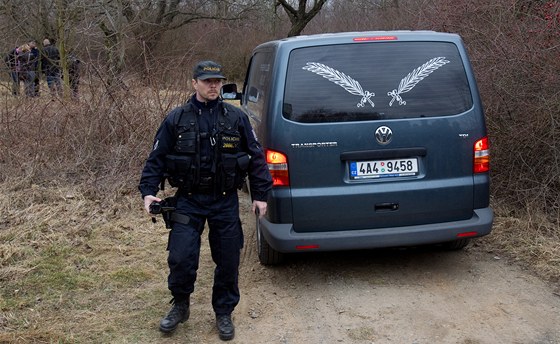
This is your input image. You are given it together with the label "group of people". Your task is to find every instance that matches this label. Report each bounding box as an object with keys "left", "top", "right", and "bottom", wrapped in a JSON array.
[{"left": 4, "top": 39, "right": 81, "bottom": 98}]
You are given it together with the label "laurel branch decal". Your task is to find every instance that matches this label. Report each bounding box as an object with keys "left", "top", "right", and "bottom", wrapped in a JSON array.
[
  {"left": 388, "top": 57, "right": 450, "bottom": 106},
  {"left": 302, "top": 62, "right": 375, "bottom": 108}
]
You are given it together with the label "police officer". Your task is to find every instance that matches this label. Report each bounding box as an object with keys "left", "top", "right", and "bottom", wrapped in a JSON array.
[{"left": 139, "top": 61, "right": 272, "bottom": 341}]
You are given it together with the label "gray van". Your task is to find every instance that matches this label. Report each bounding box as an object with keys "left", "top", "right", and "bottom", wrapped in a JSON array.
[{"left": 223, "top": 31, "right": 493, "bottom": 265}]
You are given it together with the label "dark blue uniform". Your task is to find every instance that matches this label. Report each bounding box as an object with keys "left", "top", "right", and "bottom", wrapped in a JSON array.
[{"left": 139, "top": 95, "right": 271, "bottom": 315}]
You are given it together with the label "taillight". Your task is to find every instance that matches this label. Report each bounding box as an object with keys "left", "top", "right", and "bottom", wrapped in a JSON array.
[
  {"left": 266, "top": 149, "right": 289, "bottom": 186},
  {"left": 353, "top": 36, "right": 398, "bottom": 42},
  {"left": 474, "top": 137, "right": 490, "bottom": 173}
]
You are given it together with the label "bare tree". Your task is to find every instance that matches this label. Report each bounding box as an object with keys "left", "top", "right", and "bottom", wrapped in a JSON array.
[
  {"left": 55, "top": 0, "right": 70, "bottom": 98},
  {"left": 0, "top": 0, "right": 56, "bottom": 42},
  {"left": 275, "top": 0, "right": 328, "bottom": 37},
  {"left": 96, "top": 0, "right": 262, "bottom": 82},
  {"left": 0, "top": 0, "right": 89, "bottom": 99},
  {"left": 1, "top": 0, "right": 266, "bottom": 88}
]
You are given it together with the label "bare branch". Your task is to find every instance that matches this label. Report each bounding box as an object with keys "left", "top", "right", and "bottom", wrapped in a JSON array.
[{"left": 276, "top": 0, "right": 327, "bottom": 37}]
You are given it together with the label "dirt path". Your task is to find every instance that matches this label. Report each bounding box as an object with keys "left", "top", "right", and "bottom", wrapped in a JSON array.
[
  {"left": 236, "top": 244, "right": 560, "bottom": 344},
  {"left": 159, "top": 194, "right": 560, "bottom": 344}
]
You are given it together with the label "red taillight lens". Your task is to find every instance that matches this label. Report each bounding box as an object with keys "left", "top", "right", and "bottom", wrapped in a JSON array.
[
  {"left": 474, "top": 137, "right": 490, "bottom": 173},
  {"left": 457, "top": 231, "right": 478, "bottom": 238},
  {"left": 353, "top": 36, "right": 398, "bottom": 42},
  {"left": 266, "top": 149, "right": 289, "bottom": 186}
]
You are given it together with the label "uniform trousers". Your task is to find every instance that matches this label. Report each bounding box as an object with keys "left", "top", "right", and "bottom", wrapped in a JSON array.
[
  {"left": 167, "top": 191, "right": 243, "bottom": 315},
  {"left": 10, "top": 71, "right": 20, "bottom": 95}
]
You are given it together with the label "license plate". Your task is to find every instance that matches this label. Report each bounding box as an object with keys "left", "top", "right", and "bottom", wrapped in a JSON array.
[{"left": 350, "top": 158, "right": 418, "bottom": 179}]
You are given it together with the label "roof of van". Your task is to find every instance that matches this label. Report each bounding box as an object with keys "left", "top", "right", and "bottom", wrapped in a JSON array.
[{"left": 254, "top": 31, "right": 462, "bottom": 51}]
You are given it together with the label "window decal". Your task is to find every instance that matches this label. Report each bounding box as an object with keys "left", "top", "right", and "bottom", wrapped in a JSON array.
[
  {"left": 387, "top": 57, "right": 450, "bottom": 106},
  {"left": 302, "top": 62, "right": 375, "bottom": 108}
]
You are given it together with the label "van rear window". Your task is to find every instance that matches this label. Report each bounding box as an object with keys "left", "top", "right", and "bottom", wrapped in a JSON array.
[{"left": 283, "top": 42, "right": 473, "bottom": 123}]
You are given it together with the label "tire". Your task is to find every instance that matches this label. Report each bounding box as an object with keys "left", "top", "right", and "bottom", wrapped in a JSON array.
[
  {"left": 256, "top": 215, "right": 285, "bottom": 265},
  {"left": 440, "top": 238, "right": 470, "bottom": 250}
]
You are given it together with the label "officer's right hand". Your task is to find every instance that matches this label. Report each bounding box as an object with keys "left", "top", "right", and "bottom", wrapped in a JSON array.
[
  {"left": 252, "top": 200, "right": 267, "bottom": 217},
  {"left": 143, "top": 195, "right": 162, "bottom": 214}
]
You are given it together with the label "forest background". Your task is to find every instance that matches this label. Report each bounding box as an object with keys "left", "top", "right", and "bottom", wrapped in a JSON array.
[{"left": 0, "top": 0, "right": 558, "bottom": 342}]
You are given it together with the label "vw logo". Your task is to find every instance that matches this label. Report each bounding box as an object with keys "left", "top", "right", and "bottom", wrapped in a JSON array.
[{"left": 375, "top": 126, "right": 393, "bottom": 145}]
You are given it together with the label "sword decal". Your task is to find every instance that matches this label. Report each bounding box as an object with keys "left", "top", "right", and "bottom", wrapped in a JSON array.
[
  {"left": 302, "top": 62, "right": 375, "bottom": 108},
  {"left": 388, "top": 57, "right": 450, "bottom": 106}
]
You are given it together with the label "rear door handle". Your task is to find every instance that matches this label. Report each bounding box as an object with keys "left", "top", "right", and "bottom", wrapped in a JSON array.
[{"left": 375, "top": 202, "right": 399, "bottom": 212}]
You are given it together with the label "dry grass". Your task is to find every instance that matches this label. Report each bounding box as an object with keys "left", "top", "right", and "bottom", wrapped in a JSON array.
[
  {"left": 0, "top": 184, "right": 161, "bottom": 342},
  {"left": 0, "top": 183, "right": 224, "bottom": 343},
  {"left": 1, "top": 183, "right": 559, "bottom": 343},
  {"left": 477, "top": 200, "right": 560, "bottom": 284}
]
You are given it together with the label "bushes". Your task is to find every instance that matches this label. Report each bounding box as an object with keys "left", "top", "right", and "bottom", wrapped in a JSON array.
[
  {"left": 0, "top": 74, "right": 191, "bottom": 199},
  {"left": 461, "top": 0, "right": 560, "bottom": 218},
  {"left": 0, "top": 0, "right": 558, "bottom": 220}
]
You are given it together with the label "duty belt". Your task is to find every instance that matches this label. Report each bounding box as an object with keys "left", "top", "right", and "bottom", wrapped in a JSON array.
[{"left": 195, "top": 173, "right": 214, "bottom": 193}]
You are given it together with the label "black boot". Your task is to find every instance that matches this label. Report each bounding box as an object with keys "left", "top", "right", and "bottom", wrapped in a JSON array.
[
  {"left": 159, "top": 298, "right": 190, "bottom": 333},
  {"left": 216, "top": 314, "right": 235, "bottom": 341}
]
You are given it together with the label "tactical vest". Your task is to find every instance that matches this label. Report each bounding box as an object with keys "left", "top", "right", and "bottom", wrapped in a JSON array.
[{"left": 164, "top": 101, "right": 250, "bottom": 194}]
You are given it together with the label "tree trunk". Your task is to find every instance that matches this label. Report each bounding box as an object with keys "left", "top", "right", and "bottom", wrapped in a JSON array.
[
  {"left": 277, "top": 0, "right": 327, "bottom": 37},
  {"left": 56, "top": 0, "right": 70, "bottom": 99}
]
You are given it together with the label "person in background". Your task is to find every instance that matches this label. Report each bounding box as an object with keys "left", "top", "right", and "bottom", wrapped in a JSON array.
[
  {"left": 4, "top": 45, "right": 21, "bottom": 96},
  {"left": 68, "top": 53, "right": 81, "bottom": 99},
  {"left": 29, "top": 40, "right": 40, "bottom": 97},
  {"left": 139, "top": 61, "right": 272, "bottom": 341},
  {"left": 41, "top": 39, "right": 62, "bottom": 96},
  {"left": 17, "top": 44, "right": 38, "bottom": 97}
]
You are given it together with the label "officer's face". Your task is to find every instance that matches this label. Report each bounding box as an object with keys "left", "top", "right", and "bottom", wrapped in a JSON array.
[{"left": 192, "top": 78, "right": 223, "bottom": 102}]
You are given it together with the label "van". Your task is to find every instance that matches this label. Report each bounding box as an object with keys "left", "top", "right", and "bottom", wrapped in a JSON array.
[{"left": 223, "top": 31, "right": 493, "bottom": 265}]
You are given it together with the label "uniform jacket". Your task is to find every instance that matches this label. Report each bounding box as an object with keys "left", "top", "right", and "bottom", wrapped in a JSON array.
[
  {"left": 139, "top": 95, "right": 272, "bottom": 202},
  {"left": 17, "top": 51, "right": 38, "bottom": 73},
  {"left": 42, "top": 45, "right": 60, "bottom": 75},
  {"left": 4, "top": 48, "right": 19, "bottom": 70}
]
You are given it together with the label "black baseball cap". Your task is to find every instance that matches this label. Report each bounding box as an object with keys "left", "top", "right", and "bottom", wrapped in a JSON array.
[{"left": 193, "top": 60, "right": 226, "bottom": 80}]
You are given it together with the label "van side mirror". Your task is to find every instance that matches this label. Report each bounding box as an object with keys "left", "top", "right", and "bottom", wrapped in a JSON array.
[{"left": 221, "top": 83, "right": 242, "bottom": 101}]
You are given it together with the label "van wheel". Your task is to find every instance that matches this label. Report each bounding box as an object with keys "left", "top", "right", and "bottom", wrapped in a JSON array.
[
  {"left": 440, "top": 238, "right": 470, "bottom": 250},
  {"left": 256, "top": 215, "right": 285, "bottom": 265}
]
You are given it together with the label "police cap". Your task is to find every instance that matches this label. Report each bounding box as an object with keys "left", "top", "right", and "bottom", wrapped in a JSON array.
[{"left": 193, "top": 61, "right": 226, "bottom": 80}]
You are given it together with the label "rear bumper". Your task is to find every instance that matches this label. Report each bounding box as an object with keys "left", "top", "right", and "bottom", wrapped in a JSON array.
[{"left": 259, "top": 207, "right": 493, "bottom": 253}]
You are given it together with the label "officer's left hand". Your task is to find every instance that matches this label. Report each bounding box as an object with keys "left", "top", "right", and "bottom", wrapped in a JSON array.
[{"left": 252, "top": 200, "right": 267, "bottom": 217}]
